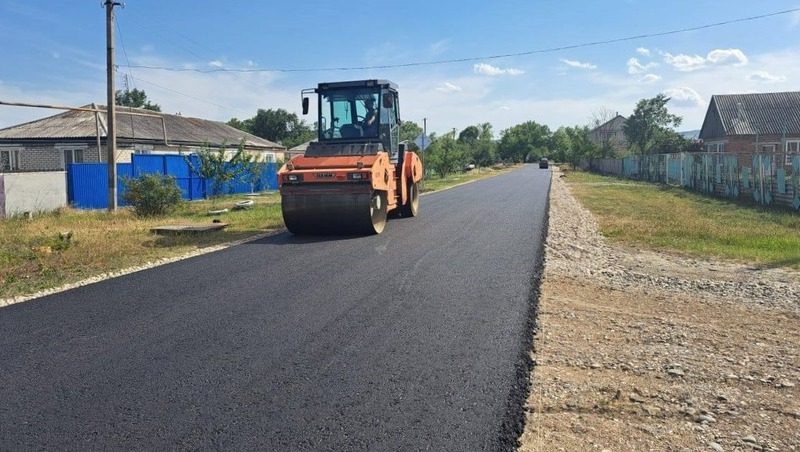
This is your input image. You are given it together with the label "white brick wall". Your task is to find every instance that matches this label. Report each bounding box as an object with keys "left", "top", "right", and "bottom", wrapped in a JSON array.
[
  {"left": 1, "top": 171, "right": 68, "bottom": 217},
  {"left": 4, "top": 143, "right": 105, "bottom": 171}
]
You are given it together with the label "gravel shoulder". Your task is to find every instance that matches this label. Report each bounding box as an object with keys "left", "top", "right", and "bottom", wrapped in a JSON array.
[{"left": 519, "top": 167, "right": 800, "bottom": 451}]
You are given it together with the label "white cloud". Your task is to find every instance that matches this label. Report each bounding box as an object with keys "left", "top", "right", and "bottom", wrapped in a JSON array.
[
  {"left": 208, "top": 60, "right": 224, "bottom": 68},
  {"left": 706, "top": 48, "right": 748, "bottom": 66},
  {"left": 663, "top": 87, "right": 704, "bottom": 107},
  {"left": 627, "top": 57, "right": 658, "bottom": 74},
  {"left": 473, "top": 63, "right": 524, "bottom": 76},
  {"left": 636, "top": 47, "right": 651, "bottom": 57},
  {"left": 663, "top": 53, "right": 706, "bottom": 71},
  {"left": 436, "top": 82, "right": 463, "bottom": 92},
  {"left": 3, "top": 40, "right": 799, "bottom": 139},
  {"left": 640, "top": 73, "right": 661, "bottom": 84},
  {"left": 747, "top": 71, "right": 787, "bottom": 83},
  {"left": 663, "top": 48, "right": 748, "bottom": 72},
  {"left": 560, "top": 59, "right": 597, "bottom": 70}
]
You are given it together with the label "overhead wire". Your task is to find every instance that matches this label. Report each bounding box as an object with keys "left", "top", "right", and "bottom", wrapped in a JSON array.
[
  {"left": 113, "top": 14, "right": 235, "bottom": 111},
  {"left": 114, "top": 14, "right": 139, "bottom": 157},
  {"left": 132, "top": 75, "right": 233, "bottom": 110},
  {"left": 115, "top": 15, "right": 137, "bottom": 90},
  {"left": 128, "top": 13, "right": 218, "bottom": 62},
  {"left": 119, "top": 7, "right": 800, "bottom": 74}
]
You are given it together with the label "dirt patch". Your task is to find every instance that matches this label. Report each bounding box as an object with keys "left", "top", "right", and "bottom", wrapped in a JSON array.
[{"left": 519, "top": 168, "right": 800, "bottom": 451}]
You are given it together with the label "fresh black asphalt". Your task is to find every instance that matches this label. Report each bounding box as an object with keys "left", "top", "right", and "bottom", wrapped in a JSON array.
[{"left": 0, "top": 164, "right": 551, "bottom": 451}]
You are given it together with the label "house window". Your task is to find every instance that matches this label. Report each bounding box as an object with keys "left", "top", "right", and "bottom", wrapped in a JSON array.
[
  {"left": 134, "top": 144, "right": 154, "bottom": 154},
  {"left": 786, "top": 140, "right": 800, "bottom": 165},
  {"left": 63, "top": 148, "right": 85, "bottom": 167},
  {"left": 705, "top": 142, "right": 725, "bottom": 153},
  {"left": 264, "top": 152, "right": 276, "bottom": 163},
  {"left": 0, "top": 149, "right": 20, "bottom": 172},
  {"left": 759, "top": 144, "right": 776, "bottom": 153}
]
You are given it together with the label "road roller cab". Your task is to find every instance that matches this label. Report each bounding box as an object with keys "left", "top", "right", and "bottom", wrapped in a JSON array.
[{"left": 278, "top": 80, "right": 423, "bottom": 235}]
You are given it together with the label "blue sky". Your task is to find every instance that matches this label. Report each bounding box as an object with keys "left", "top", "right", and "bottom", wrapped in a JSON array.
[{"left": 1, "top": 1, "right": 799, "bottom": 136}]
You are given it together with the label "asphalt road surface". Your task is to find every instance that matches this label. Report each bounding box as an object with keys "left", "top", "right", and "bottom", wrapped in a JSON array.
[{"left": 0, "top": 164, "right": 551, "bottom": 451}]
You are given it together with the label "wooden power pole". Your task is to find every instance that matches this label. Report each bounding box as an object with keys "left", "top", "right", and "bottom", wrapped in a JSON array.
[{"left": 105, "top": 1, "right": 121, "bottom": 211}]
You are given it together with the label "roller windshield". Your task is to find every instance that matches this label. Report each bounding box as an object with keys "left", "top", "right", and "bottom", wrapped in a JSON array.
[{"left": 319, "top": 88, "right": 380, "bottom": 141}]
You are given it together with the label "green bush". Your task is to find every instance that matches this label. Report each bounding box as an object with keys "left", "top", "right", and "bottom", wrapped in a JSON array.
[{"left": 122, "top": 174, "right": 183, "bottom": 217}]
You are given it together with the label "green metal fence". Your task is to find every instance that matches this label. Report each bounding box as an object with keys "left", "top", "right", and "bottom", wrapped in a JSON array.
[{"left": 586, "top": 152, "right": 800, "bottom": 211}]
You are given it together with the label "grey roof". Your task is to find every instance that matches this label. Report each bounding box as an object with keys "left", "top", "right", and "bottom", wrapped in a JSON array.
[
  {"left": 699, "top": 91, "right": 800, "bottom": 139},
  {"left": 288, "top": 139, "right": 317, "bottom": 152},
  {"left": 679, "top": 129, "right": 700, "bottom": 140},
  {"left": 590, "top": 114, "right": 627, "bottom": 133},
  {"left": 0, "top": 105, "right": 284, "bottom": 150}
]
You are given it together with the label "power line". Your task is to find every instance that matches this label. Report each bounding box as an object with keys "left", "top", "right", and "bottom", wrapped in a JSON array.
[
  {"left": 114, "top": 15, "right": 139, "bottom": 148},
  {"left": 112, "top": 15, "right": 233, "bottom": 112},
  {"left": 129, "top": 14, "right": 218, "bottom": 63},
  {"left": 132, "top": 75, "right": 233, "bottom": 110},
  {"left": 115, "top": 15, "right": 137, "bottom": 90},
  {"left": 120, "top": 7, "right": 800, "bottom": 74}
]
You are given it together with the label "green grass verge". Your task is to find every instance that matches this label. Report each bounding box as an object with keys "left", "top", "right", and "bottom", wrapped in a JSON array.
[
  {"left": 563, "top": 169, "right": 800, "bottom": 269},
  {"left": 420, "top": 165, "right": 516, "bottom": 192}
]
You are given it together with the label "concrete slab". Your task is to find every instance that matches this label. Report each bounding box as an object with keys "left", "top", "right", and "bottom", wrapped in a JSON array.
[{"left": 150, "top": 223, "right": 229, "bottom": 235}]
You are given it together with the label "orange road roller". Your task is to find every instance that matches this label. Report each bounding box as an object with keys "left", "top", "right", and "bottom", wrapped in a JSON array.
[{"left": 278, "top": 80, "right": 423, "bottom": 234}]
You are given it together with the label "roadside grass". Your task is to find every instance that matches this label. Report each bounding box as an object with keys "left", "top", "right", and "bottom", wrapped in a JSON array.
[
  {"left": 562, "top": 169, "right": 800, "bottom": 269},
  {"left": 0, "top": 193, "right": 283, "bottom": 298},
  {"left": 1, "top": 166, "right": 520, "bottom": 300},
  {"left": 421, "top": 165, "right": 517, "bottom": 192}
]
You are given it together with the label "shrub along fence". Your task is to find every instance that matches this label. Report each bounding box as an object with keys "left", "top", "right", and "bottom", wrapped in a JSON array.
[
  {"left": 584, "top": 152, "right": 800, "bottom": 211},
  {"left": 67, "top": 154, "right": 278, "bottom": 209}
]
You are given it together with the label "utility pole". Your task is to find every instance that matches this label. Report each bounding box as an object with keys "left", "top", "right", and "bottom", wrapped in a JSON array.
[
  {"left": 105, "top": 1, "right": 121, "bottom": 211},
  {"left": 422, "top": 118, "right": 427, "bottom": 149},
  {"left": 422, "top": 117, "right": 427, "bottom": 182}
]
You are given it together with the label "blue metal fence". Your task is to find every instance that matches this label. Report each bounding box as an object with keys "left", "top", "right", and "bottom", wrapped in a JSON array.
[
  {"left": 67, "top": 154, "right": 278, "bottom": 209},
  {"left": 586, "top": 152, "right": 800, "bottom": 211}
]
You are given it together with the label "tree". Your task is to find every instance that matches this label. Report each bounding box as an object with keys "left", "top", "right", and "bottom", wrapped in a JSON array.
[
  {"left": 250, "top": 108, "right": 311, "bottom": 147},
  {"left": 115, "top": 88, "right": 161, "bottom": 112},
  {"left": 477, "top": 122, "right": 494, "bottom": 141},
  {"left": 284, "top": 125, "right": 316, "bottom": 149},
  {"left": 457, "top": 125, "right": 480, "bottom": 144},
  {"left": 121, "top": 174, "right": 182, "bottom": 217},
  {"left": 472, "top": 139, "right": 498, "bottom": 168},
  {"left": 228, "top": 109, "right": 315, "bottom": 149},
  {"left": 227, "top": 117, "right": 252, "bottom": 133},
  {"left": 563, "top": 125, "right": 597, "bottom": 170},
  {"left": 400, "top": 120, "right": 423, "bottom": 150},
  {"left": 426, "top": 135, "right": 466, "bottom": 177},
  {"left": 456, "top": 123, "right": 497, "bottom": 167},
  {"left": 240, "top": 154, "right": 269, "bottom": 194},
  {"left": 498, "top": 121, "right": 551, "bottom": 163},
  {"left": 650, "top": 130, "right": 699, "bottom": 154},
  {"left": 623, "top": 94, "right": 682, "bottom": 155},
  {"left": 184, "top": 141, "right": 251, "bottom": 200},
  {"left": 549, "top": 127, "right": 572, "bottom": 163}
]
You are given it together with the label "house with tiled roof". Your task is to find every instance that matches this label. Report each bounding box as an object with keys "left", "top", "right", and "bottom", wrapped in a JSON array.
[
  {"left": 0, "top": 105, "right": 286, "bottom": 172},
  {"left": 588, "top": 114, "right": 629, "bottom": 154},
  {"left": 699, "top": 91, "right": 800, "bottom": 165}
]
